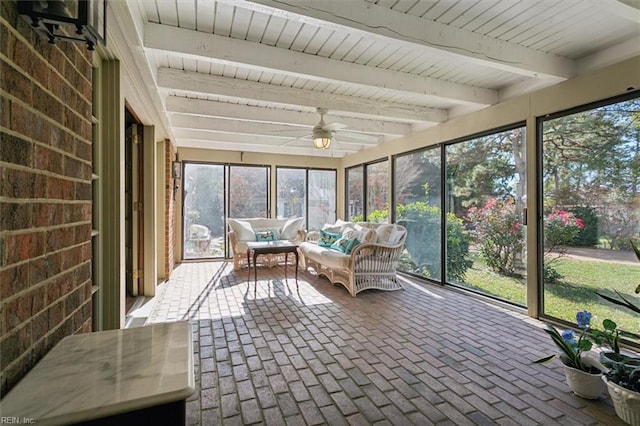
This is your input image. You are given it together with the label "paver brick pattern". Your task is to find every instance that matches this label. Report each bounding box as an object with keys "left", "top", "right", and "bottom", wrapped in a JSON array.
[{"left": 145, "top": 261, "right": 626, "bottom": 425}]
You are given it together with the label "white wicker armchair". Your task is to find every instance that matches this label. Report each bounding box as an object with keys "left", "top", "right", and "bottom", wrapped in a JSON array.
[{"left": 299, "top": 222, "right": 407, "bottom": 297}]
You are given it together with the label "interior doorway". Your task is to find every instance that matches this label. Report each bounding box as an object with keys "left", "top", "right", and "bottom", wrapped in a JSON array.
[{"left": 125, "top": 108, "right": 144, "bottom": 301}]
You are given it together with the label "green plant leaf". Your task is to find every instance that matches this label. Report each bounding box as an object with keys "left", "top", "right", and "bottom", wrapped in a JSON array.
[
  {"left": 596, "top": 291, "right": 640, "bottom": 314},
  {"left": 533, "top": 354, "right": 556, "bottom": 364},
  {"left": 630, "top": 240, "right": 640, "bottom": 262},
  {"left": 603, "top": 319, "right": 617, "bottom": 330}
]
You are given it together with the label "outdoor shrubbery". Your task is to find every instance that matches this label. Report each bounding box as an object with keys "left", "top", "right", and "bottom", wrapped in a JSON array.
[
  {"left": 467, "top": 198, "right": 523, "bottom": 277},
  {"left": 396, "top": 201, "right": 472, "bottom": 282},
  {"left": 545, "top": 210, "right": 584, "bottom": 248},
  {"left": 570, "top": 206, "right": 599, "bottom": 247},
  {"left": 465, "top": 198, "right": 588, "bottom": 282}
]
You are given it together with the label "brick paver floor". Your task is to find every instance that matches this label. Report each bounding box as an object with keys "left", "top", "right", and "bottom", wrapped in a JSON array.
[{"left": 144, "top": 261, "right": 627, "bottom": 425}]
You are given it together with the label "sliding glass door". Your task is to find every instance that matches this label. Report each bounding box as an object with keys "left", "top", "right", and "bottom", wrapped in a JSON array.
[
  {"left": 540, "top": 95, "right": 640, "bottom": 338},
  {"left": 183, "top": 163, "right": 225, "bottom": 259}
]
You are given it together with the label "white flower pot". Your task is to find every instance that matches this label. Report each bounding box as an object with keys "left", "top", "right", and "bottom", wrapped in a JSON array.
[
  {"left": 604, "top": 376, "right": 640, "bottom": 426},
  {"left": 563, "top": 363, "right": 605, "bottom": 399}
]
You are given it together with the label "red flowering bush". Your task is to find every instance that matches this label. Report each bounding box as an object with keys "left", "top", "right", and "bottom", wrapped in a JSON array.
[
  {"left": 545, "top": 210, "right": 584, "bottom": 248},
  {"left": 467, "top": 198, "right": 524, "bottom": 276}
]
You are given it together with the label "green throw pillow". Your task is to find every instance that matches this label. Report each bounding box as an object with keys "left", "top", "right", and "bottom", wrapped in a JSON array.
[
  {"left": 330, "top": 237, "right": 360, "bottom": 254},
  {"left": 318, "top": 230, "right": 341, "bottom": 247}
]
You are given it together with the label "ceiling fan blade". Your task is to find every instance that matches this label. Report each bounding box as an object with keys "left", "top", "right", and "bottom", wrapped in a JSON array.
[
  {"left": 335, "top": 130, "right": 379, "bottom": 142},
  {"left": 282, "top": 134, "right": 312, "bottom": 146},
  {"left": 323, "top": 122, "right": 348, "bottom": 132}
]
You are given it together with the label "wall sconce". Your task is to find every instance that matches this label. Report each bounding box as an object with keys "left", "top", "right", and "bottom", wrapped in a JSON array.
[
  {"left": 172, "top": 160, "right": 182, "bottom": 180},
  {"left": 18, "top": 0, "right": 106, "bottom": 50}
]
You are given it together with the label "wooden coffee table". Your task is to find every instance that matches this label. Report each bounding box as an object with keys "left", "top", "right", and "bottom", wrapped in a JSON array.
[{"left": 247, "top": 241, "right": 299, "bottom": 290}]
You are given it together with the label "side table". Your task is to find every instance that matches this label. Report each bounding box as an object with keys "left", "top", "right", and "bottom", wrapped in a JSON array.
[{"left": 247, "top": 241, "right": 299, "bottom": 291}]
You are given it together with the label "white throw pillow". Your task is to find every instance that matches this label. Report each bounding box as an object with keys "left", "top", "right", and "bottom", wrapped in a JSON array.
[
  {"left": 281, "top": 217, "right": 304, "bottom": 239},
  {"left": 228, "top": 219, "right": 255, "bottom": 241},
  {"left": 376, "top": 224, "right": 404, "bottom": 245}
]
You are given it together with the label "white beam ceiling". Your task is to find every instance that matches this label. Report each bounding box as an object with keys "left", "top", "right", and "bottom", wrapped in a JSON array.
[
  {"left": 218, "top": 0, "right": 576, "bottom": 80},
  {"left": 165, "top": 97, "right": 412, "bottom": 136},
  {"left": 157, "top": 68, "right": 447, "bottom": 123},
  {"left": 126, "top": 0, "right": 639, "bottom": 158},
  {"left": 144, "top": 23, "right": 498, "bottom": 107}
]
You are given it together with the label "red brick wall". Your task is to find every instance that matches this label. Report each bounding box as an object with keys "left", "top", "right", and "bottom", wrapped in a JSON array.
[
  {"left": 165, "top": 141, "right": 176, "bottom": 278},
  {"left": 0, "top": 2, "right": 93, "bottom": 395}
]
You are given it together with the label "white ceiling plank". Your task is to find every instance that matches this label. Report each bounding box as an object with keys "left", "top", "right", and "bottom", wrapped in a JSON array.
[
  {"left": 302, "top": 27, "right": 335, "bottom": 56},
  {"left": 165, "top": 96, "right": 412, "bottom": 135},
  {"left": 274, "top": 19, "right": 304, "bottom": 49},
  {"left": 155, "top": 0, "right": 179, "bottom": 26},
  {"left": 391, "top": 0, "right": 424, "bottom": 14},
  {"left": 260, "top": 14, "right": 287, "bottom": 45},
  {"left": 404, "top": 0, "right": 438, "bottom": 18},
  {"left": 195, "top": 0, "right": 215, "bottom": 32},
  {"left": 214, "top": 1, "right": 235, "bottom": 37},
  {"left": 450, "top": 1, "right": 494, "bottom": 29},
  {"left": 224, "top": 0, "right": 575, "bottom": 79},
  {"left": 288, "top": 23, "right": 317, "bottom": 52},
  {"left": 229, "top": 6, "right": 253, "bottom": 39},
  {"left": 141, "top": 1, "right": 159, "bottom": 23},
  {"left": 157, "top": 67, "right": 445, "bottom": 124},
  {"left": 177, "top": 0, "right": 197, "bottom": 30},
  {"left": 326, "top": 34, "right": 361, "bottom": 61},
  {"left": 245, "top": 10, "right": 270, "bottom": 42},
  {"left": 145, "top": 23, "right": 497, "bottom": 106}
]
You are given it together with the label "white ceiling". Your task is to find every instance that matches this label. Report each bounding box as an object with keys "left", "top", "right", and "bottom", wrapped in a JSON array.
[{"left": 120, "top": 0, "right": 640, "bottom": 157}]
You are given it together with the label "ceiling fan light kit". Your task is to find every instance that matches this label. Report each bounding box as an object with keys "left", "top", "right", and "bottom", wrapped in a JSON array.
[
  {"left": 313, "top": 108, "right": 332, "bottom": 149},
  {"left": 313, "top": 129, "right": 332, "bottom": 149}
]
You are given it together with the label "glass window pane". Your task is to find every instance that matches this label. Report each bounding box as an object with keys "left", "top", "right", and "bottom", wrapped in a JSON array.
[
  {"left": 541, "top": 97, "right": 640, "bottom": 338},
  {"left": 366, "top": 161, "right": 389, "bottom": 222},
  {"left": 347, "top": 166, "right": 364, "bottom": 221},
  {"left": 229, "top": 166, "right": 269, "bottom": 218},
  {"left": 183, "top": 163, "right": 225, "bottom": 259},
  {"left": 308, "top": 170, "right": 336, "bottom": 231},
  {"left": 446, "top": 126, "right": 527, "bottom": 306},
  {"left": 395, "top": 148, "right": 442, "bottom": 281},
  {"left": 277, "top": 168, "right": 307, "bottom": 221}
]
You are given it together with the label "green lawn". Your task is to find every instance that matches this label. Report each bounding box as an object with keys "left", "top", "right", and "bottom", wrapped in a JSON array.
[{"left": 462, "top": 254, "right": 640, "bottom": 338}]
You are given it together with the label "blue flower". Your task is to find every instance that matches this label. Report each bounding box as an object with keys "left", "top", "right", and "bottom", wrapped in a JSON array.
[
  {"left": 561, "top": 329, "right": 577, "bottom": 346},
  {"left": 576, "top": 311, "right": 592, "bottom": 329}
]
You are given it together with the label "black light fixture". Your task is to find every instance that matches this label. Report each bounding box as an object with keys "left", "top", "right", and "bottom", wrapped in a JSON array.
[{"left": 18, "top": 1, "right": 106, "bottom": 51}]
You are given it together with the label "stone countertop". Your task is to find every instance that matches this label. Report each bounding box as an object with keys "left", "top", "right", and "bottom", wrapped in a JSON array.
[{"left": 0, "top": 321, "right": 194, "bottom": 425}]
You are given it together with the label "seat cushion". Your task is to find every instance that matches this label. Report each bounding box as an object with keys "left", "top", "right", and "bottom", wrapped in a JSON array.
[{"left": 300, "top": 242, "right": 351, "bottom": 270}]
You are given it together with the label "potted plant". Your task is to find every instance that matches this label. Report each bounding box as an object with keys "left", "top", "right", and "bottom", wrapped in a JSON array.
[
  {"left": 534, "top": 311, "right": 605, "bottom": 399},
  {"left": 596, "top": 240, "right": 640, "bottom": 425}
]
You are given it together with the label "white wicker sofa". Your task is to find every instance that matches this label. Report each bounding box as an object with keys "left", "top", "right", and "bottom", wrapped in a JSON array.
[
  {"left": 228, "top": 217, "right": 305, "bottom": 271},
  {"left": 299, "top": 221, "right": 407, "bottom": 297}
]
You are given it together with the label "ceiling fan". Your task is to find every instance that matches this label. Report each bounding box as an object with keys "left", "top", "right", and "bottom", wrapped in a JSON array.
[
  {"left": 270, "top": 108, "right": 380, "bottom": 151},
  {"left": 311, "top": 108, "right": 344, "bottom": 150}
]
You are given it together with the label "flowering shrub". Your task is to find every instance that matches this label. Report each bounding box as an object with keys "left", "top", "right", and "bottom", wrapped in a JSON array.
[
  {"left": 466, "top": 198, "right": 524, "bottom": 276},
  {"left": 545, "top": 210, "right": 584, "bottom": 248}
]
